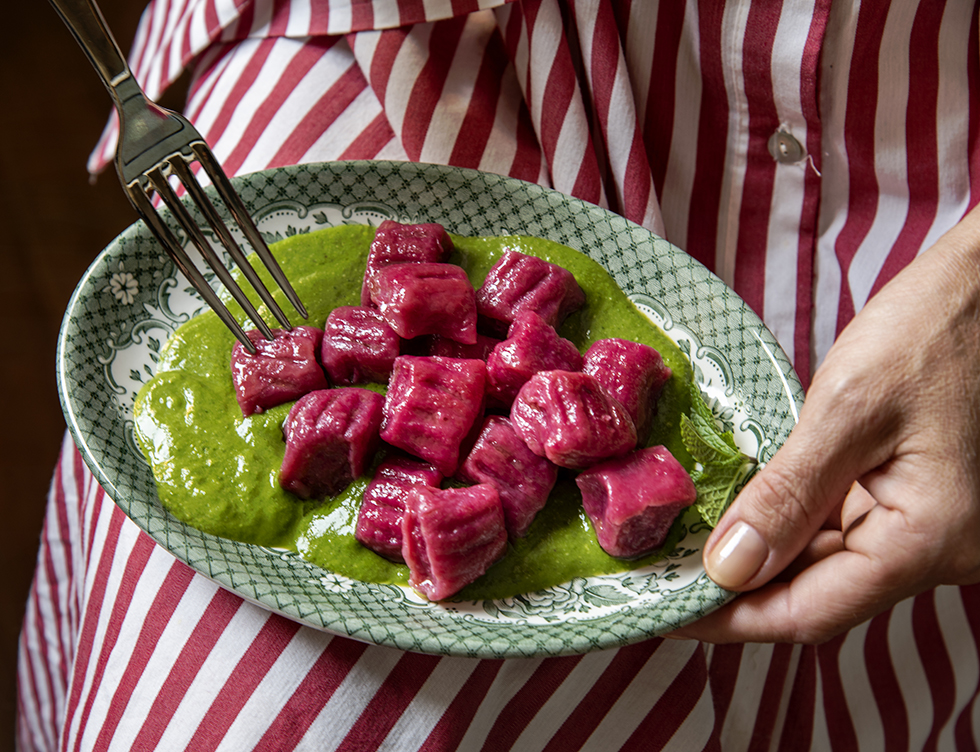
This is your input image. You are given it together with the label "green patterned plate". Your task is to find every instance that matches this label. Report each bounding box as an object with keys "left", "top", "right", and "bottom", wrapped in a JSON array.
[{"left": 57, "top": 161, "right": 803, "bottom": 658}]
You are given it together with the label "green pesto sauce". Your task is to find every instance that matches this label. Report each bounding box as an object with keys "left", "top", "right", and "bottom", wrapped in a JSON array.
[{"left": 133, "top": 225, "right": 695, "bottom": 600}]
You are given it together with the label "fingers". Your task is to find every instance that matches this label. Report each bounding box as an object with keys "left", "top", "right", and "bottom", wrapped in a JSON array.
[
  {"left": 676, "top": 478, "right": 952, "bottom": 643},
  {"left": 773, "top": 529, "right": 843, "bottom": 582},
  {"left": 702, "top": 388, "right": 895, "bottom": 592},
  {"left": 839, "top": 482, "right": 876, "bottom": 534},
  {"left": 770, "top": 484, "right": 871, "bottom": 583},
  {"left": 682, "top": 207, "right": 980, "bottom": 643},
  {"left": 673, "top": 543, "right": 909, "bottom": 644}
]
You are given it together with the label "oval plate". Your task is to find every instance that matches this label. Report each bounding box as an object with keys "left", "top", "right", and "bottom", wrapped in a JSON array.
[{"left": 57, "top": 161, "right": 803, "bottom": 658}]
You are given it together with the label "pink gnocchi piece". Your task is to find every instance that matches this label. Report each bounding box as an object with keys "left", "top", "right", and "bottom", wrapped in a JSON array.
[
  {"left": 401, "top": 483, "right": 507, "bottom": 601},
  {"left": 279, "top": 388, "right": 384, "bottom": 500},
  {"left": 320, "top": 306, "right": 400, "bottom": 385},
  {"left": 355, "top": 453, "right": 443, "bottom": 562},
  {"left": 510, "top": 370, "right": 636, "bottom": 469},
  {"left": 231, "top": 326, "right": 328, "bottom": 417},
  {"left": 372, "top": 262, "right": 477, "bottom": 345},
  {"left": 576, "top": 446, "right": 696, "bottom": 558},
  {"left": 486, "top": 310, "right": 583, "bottom": 405},
  {"left": 582, "top": 338, "right": 671, "bottom": 443},
  {"left": 475, "top": 249, "right": 585, "bottom": 335},
  {"left": 457, "top": 416, "right": 558, "bottom": 540},
  {"left": 381, "top": 355, "right": 486, "bottom": 476},
  {"left": 361, "top": 220, "right": 454, "bottom": 305}
]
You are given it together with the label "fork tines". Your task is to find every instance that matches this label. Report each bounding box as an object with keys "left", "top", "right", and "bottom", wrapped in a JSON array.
[{"left": 125, "top": 143, "right": 308, "bottom": 353}]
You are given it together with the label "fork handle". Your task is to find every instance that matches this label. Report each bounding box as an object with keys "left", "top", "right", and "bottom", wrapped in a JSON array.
[{"left": 48, "top": 0, "right": 134, "bottom": 104}]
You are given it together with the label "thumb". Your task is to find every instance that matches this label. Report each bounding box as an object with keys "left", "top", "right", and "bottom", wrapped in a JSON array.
[{"left": 701, "top": 379, "right": 897, "bottom": 591}]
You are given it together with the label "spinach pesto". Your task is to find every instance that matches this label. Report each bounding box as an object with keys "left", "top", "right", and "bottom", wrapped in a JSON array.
[{"left": 133, "top": 224, "right": 696, "bottom": 601}]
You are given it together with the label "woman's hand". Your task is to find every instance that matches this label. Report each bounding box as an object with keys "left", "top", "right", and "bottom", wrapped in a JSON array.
[{"left": 671, "top": 206, "right": 980, "bottom": 644}]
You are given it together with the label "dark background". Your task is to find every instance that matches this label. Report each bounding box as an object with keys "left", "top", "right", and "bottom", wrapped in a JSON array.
[{"left": 1, "top": 1, "right": 166, "bottom": 747}]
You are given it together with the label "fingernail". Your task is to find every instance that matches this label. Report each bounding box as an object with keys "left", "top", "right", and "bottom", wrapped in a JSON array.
[{"left": 705, "top": 521, "right": 768, "bottom": 589}]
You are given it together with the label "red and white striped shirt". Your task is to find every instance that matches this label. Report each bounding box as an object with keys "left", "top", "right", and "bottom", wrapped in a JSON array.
[{"left": 20, "top": 1, "right": 980, "bottom": 749}]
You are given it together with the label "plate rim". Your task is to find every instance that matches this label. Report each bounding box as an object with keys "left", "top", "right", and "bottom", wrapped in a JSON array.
[{"left": 56, "top": 159, "right": 804, "bottom": 658}]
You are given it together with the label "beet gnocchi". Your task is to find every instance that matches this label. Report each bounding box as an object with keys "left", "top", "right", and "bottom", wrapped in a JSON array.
[{"left": 229, "top": 220, "right": 690, "bottom": 600}]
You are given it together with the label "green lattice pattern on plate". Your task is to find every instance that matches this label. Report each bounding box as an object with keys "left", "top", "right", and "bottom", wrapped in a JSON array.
[{"left": 58, "top": 161, "right": 804, "bottom": 658}]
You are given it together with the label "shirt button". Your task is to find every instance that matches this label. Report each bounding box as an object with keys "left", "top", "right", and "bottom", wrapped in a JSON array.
[{"left": 767, "top": 129, "right": 806, "bottom": 164}]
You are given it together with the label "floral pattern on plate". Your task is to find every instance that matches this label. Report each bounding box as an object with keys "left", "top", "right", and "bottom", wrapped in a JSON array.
[{"left": 58, "top": 161, "right": 803, "bottom": 658}]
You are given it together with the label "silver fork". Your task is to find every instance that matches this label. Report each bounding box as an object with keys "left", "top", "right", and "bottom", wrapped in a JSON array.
[{"left": 49, "top": 0, "right": 307, "bottom": 352}]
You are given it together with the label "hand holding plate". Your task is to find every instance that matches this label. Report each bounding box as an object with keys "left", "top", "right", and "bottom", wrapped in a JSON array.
[{"left": 673, "top": 204, "right": 980, "bottom": 644}]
